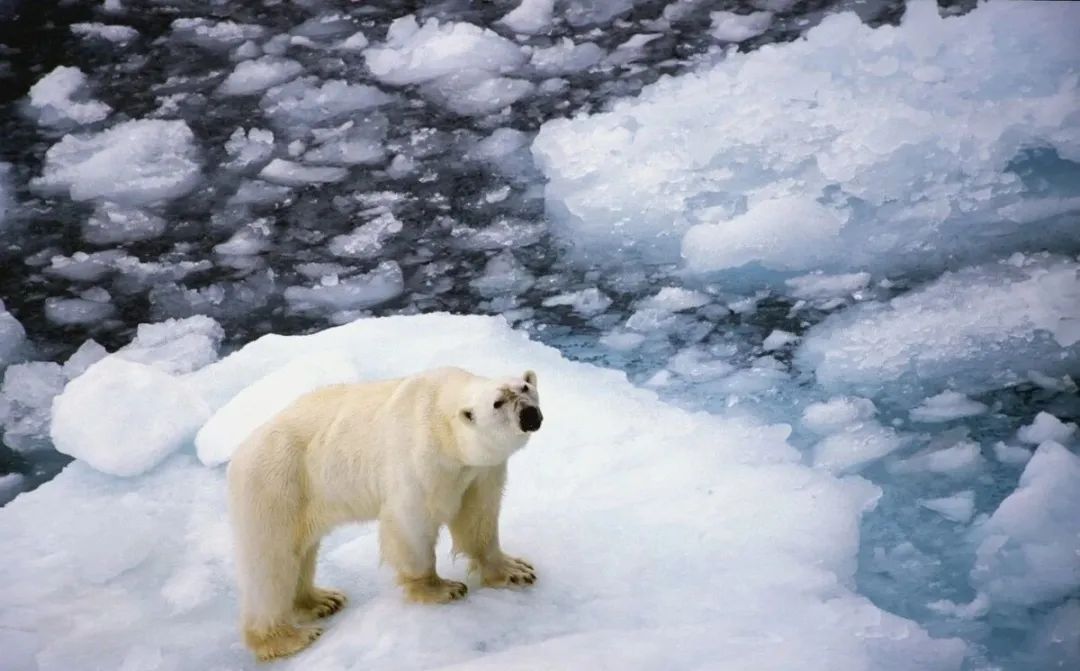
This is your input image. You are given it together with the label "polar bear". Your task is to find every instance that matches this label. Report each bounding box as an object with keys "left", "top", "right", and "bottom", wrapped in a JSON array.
[{"left": 226, "top": 366, "right": 543, "bottom": 661}]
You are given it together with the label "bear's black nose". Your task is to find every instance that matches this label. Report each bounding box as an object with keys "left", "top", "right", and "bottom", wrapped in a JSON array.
[{"left": 519, "top": 406, "right": 543, "bottom": 432}]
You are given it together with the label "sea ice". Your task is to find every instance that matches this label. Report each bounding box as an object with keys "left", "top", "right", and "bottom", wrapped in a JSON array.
[
  {"left": 919, "top": 491, "right": 975, "bottom": 524},
  {"left": 797, "top": 254, "right": 1080, "bottom": 400},
  {"left": 533, "top": 1, "right": 1080, "bottom": 274},
  {"left": 217, "top": 56, "right": 303, "bottom": 96},
  {"left": 284, "top": 261, "right": 404, "bottom": 315},
  {"left": 83, "top": 201, "right": 167, "bottom": 244},
  {"left": 51, "top": 357, "right": 210, "bottom": 477},
  {"left": 116, "top": 316, "right": 224, "bottom": 375},
  {"left": 971, "top": 441, "right": 1080, "bottom": 607},
  {"left": 261, "top": 78, "right": 393, "bottom": 134},
  {"left": 43, "top": 296, "right": 116, "bottom": 326},
  {"left": 258, "top": 159, "right": 347, "bottom": 186},
  {"left": 499, "top": 0, "right": 555, "bottom": 34},
  {"left": 70, "top": 22, "right": 139, "bottom": 44},
  {"left": 0, "top": 362, "right": 66, "bottom": 452},
  {"left": 542, "top": 288, "right": 612, "bottom": 317},
  {"left": 0, "top": 300, "right": 27, "bottom": 370},
  {"left": 909, "top": 391, "right": 988, "bottom": 423},
  {"left": 1016, "top": 411, "right": 1076, "bottom": 445},
  {"left": 33, "top": 119, "right": 201, "bottom": 205},
  {"left": 710, "top": 10, "right": 773, "bottom": 42},
  {"left": 26, "top": 66, "right": 111, "bottom": 127}
]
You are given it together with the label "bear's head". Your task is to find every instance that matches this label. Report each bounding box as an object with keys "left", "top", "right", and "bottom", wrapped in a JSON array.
[{"left": 456, "top": 370, "right": 542, "bottom": 465}]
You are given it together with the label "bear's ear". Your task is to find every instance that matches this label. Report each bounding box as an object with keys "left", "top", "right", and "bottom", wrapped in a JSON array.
[
  {"left": 523, "top": 370, "right": 537, "bottom": 387},
  {"left": 460, "top": 408, "right": 474, "bottom": 423}
]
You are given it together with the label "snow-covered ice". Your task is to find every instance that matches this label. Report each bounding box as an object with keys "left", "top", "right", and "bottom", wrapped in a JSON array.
[
  {"left": 218, "top": 56, "right": 304, "bottom": 96},
  {"left": 710, "top": 11, "right": 773, "bottom": 42},
  {"left": 33, "top": 119, "right": 201, "bottom": 205},
  {"left": 533, "top": 1, "right": 1080, "bottom": 276},
  {"left": 26, "top": 66, "right": 111, "bottom": 127},
  {"left": 0, "top": 315, "right": 966, "bottom": 670},
  {"left": 1016, "top": 411, "right": 1076, "bottom": 445},
  {"left": 51, "top": 357, "right": 210, "bottom": 477},
  {"left": 971, "top": 441, "right": 1080, "bottom": 608},
  {"left": 797, "top": 254, "right": 1080, "bottom": 400},
  {"left": 909, "top": 391, "right": 988, "bottom": 423}
]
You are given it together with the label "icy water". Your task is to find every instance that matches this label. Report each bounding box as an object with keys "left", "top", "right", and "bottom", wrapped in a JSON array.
[{"left": 2, "top": 1, "right": 1079, "bottom": 670}]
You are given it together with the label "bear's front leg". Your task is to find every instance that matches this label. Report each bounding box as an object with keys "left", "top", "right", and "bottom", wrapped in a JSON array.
[
  {"left": 380, "top": 510, "right": 468, "bottom": 604},
  {"left": 449, "top": 466, "right": 537, "bottom": 589}
]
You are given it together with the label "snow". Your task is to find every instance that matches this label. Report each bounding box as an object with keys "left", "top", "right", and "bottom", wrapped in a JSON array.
[
  {"left": 0, "top": 314, "right": 966, "bottom": 670},
  {"left": 116, "top": 316, "right": 224, "bottom": 375},
  {"left": 51, "top": 357, "right": 210, "bottom": 477},
  {"left": 1016, "top": 411, "right": 1076, "bottom": 445},
  {"left": 533, "top": 1, "right": 1080, "bottom": 273},
  {"left": 909, "top": 391, "right": 988, "bottom": 423},
  {"left": 797, "top": 254, "right": 1080, "bottom": 400},
  {"left": 710, "top": 11, "right": 773, "bottom": 42},
  {"left": 26, "top": 66, "right": 111, "bottom": 127},
  {"left": 499, "top": 0, "right": 555, "bottom": 35},
  {"left": 365, "top": 17, "right": 531, "bottom": 116},
  {"left": 919, "top": 491, "right": 975, "bottom": 524},
  {"left": 971, "top": 441, "right": 1080, "bottom": 608},
  {"left": 218, "top": 56, "right": 303, "bottom": 96},
  {"left": 33, "top": 119, "right": 201, "bottom": 205}
]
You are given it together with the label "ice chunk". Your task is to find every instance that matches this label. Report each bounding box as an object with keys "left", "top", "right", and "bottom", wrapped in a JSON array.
[
  {"left": 470, "top": 250, "right": 535, "bottom": 298},
  {"left": 533, "top": 2, "right": 1080, "bottom": 272},
  {"left": 1016, "top": 411, "right": 1076, "bottom": 445},
  {"left": 328, "top": 211, "right": 402, "bottom": 259},
  {"left": 336, "top": 31, "right": 369, "bottom": 51},
  {"left": 542, "top": 288, "right": 612, "bottom": 317},
  {"left": 892, "top": 441, "right": 983, "bottom": 476},
  {"left": 802, "top": 397, "right": 877, "bottom": 435},
  {"left": 499, "top": 0, "right": 555, "bottom": 34},
  {"left": 710, "top": 11, "right": 773, "bottom": 42},
  {"left": 992, "top": 442, "right": 1032, "bottom": 466},
  {"left": 258, "top": 158, "right": 346, "bottom": 186},
  {"left": 116, "top": 316, "right": 224, "bottom": 375},
  {"left": 0, "top": 362, "right": 66, "bottom": 452},
  {"left": 217, "top": 56, "right": 303, "bottom": 96},
  {"left": 530, "top": 39, "right": 605, "bottom": 76},
  {"left": 33, "top": 119, "right": 201, "bottom": 205},
  {"left": 919, "top": 491, "right": 975, "bottom": 523},
  {"left": 261, "top": 78, "right": 393, "bottom": 132},
  {"left": 785, "top": 272, "right": 870, "bottom": 301},
  {"left": 26, "top": 66, "right": 111, "bottom": 127},
  {"left": 44, "top": 296, "right": 116, "bottom": 326},
  {"left": 365, "top": 17, "right": 530, "bottom": 116},
  {"left": 62, "top": 339, "right": 108, "bottom": 379},
  {"left": 83, "top": 201, "right": 166, "bottom": 244},
  {"left": 51, "top": 358, "right": 209, "bottom": 477},
  {"left": 812, "top": 422, "right": 904, "bottom": 474},
  {"left": 45, "top": 249, "right": 124, "bottom": 282},
  {"left": 971, "top": 441, "right": 1080, "bottom": 607},
  {"left": 0, "top": 301, "right": 27, "bottom": 370},
  {"left": 683, "top": 196, "right": 846, "bottom": 273},
  {"left": 284, "top": 261, "right": 404, "bottom": 314},
  {"left": 303, "top": 117, "right": 388, "bottom": 166},
  {"left": 0, "top": 472, "right": 23, "bottom": 505},
  {"left": 763, "top": 329, "right": 798, "bottom": 351},
  {"left": 909, "top": 392, "right": 988, "bottom": 423},
  {"left": 214, "top": 218, "right": 273, "bottom": 256},
  {"left": 798, "top": 255, "right": 1080, "bottom": 400},
  {"left": 171, "top": 17, "right": 265, "bottom": 50},
  {"left": 70, "top": 22, "right": 139, "bottom": 44},
  {"left": 451, "top": 218, "right": 544, "bottom": 251},
  {"left": 223, "top": 127, "right": 275, "bottom": 171},
  {"left": 564, "top": 0, "right": 638, "bottom": 27},
  {"left": 195, "top": 351, "right": 360, "bottom": 466},
  {"left": 639, "top": 287, "right": 711, "bottom": 313}
]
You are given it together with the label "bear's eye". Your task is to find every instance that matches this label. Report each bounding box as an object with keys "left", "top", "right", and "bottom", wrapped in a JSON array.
[{"left": 493, "top": 399, "right": 505, "bottom": 409}]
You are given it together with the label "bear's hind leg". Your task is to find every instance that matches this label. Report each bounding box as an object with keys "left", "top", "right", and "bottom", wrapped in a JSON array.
[
  {"left": 238, "top": 528, "right": 322, "bottom": 660},
  {"left": 294, "top": 541, "right": 347, "bottom": 621}
]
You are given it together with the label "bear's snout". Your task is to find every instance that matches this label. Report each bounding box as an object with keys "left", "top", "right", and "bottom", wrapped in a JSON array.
[{"left": 519, "top": 405, "right": 543, "bottom": 432}]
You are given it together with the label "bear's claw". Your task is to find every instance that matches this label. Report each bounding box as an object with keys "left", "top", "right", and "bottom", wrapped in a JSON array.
[
  {"left": 481, "top": 555, "right": 538, "bottom": 589},
  {"left": 296, "top": 587, "right": 348, "bottom": 621}
]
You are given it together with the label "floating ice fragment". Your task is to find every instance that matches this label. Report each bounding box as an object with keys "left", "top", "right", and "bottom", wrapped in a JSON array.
[
  {"left": 71, "top": 22, "right": 139, "bottom": 44},
  {"left": 34, "top": 119, "right": 201, "bottom": 205},
  {"left": 1017, "top": 412, "right": 1076, "bottom": 445},
  {"left": 542, "top": 288, "right": 612, "bottom": 317},
  {"left": 26, "top": 66, "right": 111, "bottom": 127},
  {"left": 710, "top": 11, "right": 773, "bottom": 42},
  {"left": 919, "top": 491, "right": 975, "bottom": 523},
  {"left": 218, "top": 56, "right": 303, "bottom": 96},
  {"left": 909, "top": 392, "right": 988, "bottom": 423},
  {"left": 284, "top": 261, "right": 404, "bottom": 313},
  {"left": 499, "top": 0, "right": 555, "bottom": 34},
  {"left": 763, "top": 329, "right": 798, "bottom": 351},
  {"left": 258, "top": 158, "right": 346, "bottom": 186}
]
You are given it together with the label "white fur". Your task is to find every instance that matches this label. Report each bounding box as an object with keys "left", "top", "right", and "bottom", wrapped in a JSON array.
[{"left": 226, "top": 366, "right": 541, "bottom": 661}]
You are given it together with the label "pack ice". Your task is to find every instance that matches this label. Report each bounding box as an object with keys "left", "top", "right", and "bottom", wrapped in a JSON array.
[
  {"left": 532, "top": 1, "right": 1080, "bottom": 279},
  {"left": 0, "top": 315, "right": 966, "bottom": 670}
]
